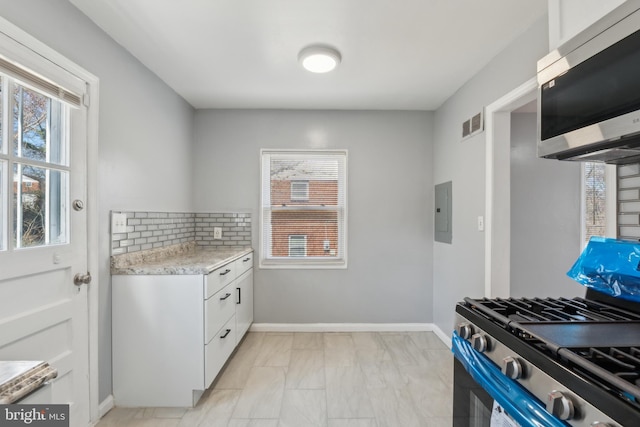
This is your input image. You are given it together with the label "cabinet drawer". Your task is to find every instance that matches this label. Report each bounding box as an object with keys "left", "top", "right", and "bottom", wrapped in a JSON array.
[
  {"left": 205, "top": 283, "right": 236, "bottom": 344},
  {"left": 205, "top": 262, "right": 236, "bottom": 299},
  {"left": 205, "top": 316, "right": 236, "bottom": 387},
  {"left": 235, "top": 252, "right": 253, "bottom": 277}
]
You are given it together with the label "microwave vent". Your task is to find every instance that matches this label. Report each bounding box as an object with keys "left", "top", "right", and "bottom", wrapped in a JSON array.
[{"left": 462, "top": 111, "right": 484, "bottom": 140}]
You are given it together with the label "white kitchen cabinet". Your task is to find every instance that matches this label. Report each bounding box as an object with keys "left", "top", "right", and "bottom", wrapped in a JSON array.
[
  {"left": 112, "top": 251, "right": 253, "bottom": 407},
  {"left": 234, "top": 253, "right": 254, "bottom": 341}
]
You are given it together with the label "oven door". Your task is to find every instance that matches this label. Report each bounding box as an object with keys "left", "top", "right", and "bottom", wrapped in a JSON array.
[
  {"left": 453, "top": 356, "right": 498, "bottom": 427},
  {"left": 452, "top": 332, "right": 568, "bottom": 427}
]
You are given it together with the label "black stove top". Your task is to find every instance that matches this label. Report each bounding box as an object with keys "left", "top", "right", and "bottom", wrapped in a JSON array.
[
  {"left": 457, "top": 289, "right": 640, "bottom": 423},
  {"left": 464, "top": 295, "right": 640, "bottom": 326}
]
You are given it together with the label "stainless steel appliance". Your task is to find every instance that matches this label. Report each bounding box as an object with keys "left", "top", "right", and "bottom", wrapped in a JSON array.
[
  {"left": 537, "top": 0, "right": 640, "bottom": 164},
  {"left": 452, "top": 288, "right": 640, "bottom": 427}
]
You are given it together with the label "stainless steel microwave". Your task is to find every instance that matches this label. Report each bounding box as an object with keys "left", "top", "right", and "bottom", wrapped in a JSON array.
[{"left": 537, "top": 0, "right": 640, "bottom": 164}]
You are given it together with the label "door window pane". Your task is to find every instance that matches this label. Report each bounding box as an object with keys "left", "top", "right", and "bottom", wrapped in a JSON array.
[
  {"left": 1, "top": 65, "right": 74, "bottom": 252},
  {"left": 13, "top": 84, "right": 66, "bottom": 165},
  {"left": 13, "top": 163, "right": 68, "bottom": 248}
]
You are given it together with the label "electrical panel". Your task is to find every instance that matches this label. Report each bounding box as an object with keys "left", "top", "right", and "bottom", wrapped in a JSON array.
[{"left": 435, "top": 181, "right": 452, "bottom": 244}]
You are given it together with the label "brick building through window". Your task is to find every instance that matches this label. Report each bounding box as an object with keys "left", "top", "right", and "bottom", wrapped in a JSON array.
[{"left": 270, "top": 178, "right": 338, "bottom": 257}]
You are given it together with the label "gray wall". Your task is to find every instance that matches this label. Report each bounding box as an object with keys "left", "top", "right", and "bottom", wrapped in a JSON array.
[
  {"left": 0, "top": 0, "right": 592, "bottom": 409},
  {"left": 510, "top": 113, "right": 583, "bottom": 298},
  {"left": 432, "top": 17, "right": 550, "bottom": 335},
  {"left": 0, "top": 0, "right": 196, "bottom": 402},
  {"left": 192, "top": 110, "right": 434, "bottom": 324}
]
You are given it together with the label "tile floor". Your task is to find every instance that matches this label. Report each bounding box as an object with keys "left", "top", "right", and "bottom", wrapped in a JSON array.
[{"left": 97, "top": 331, "right": 453, "bottom": 427}]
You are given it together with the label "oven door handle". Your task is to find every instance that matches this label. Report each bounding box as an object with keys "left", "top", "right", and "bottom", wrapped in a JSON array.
[{"left": 452, "top": 331, "right": 568, "bottom": 427}]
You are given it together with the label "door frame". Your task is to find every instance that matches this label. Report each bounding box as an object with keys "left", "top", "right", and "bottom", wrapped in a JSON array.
[
  {"left": 484, "top": 77, "right": 537, "bottom": 298},
  {"left": 0, "top": 15, "right": 100, "bottom": 424}
]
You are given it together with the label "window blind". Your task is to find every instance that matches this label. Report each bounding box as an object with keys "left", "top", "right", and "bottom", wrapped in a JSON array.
[
  {"left": 261, "top": 150, "right": 347, "bottom": 268},
  {"left": 0, "top": 56, "right": 82, "bottom": 107}
]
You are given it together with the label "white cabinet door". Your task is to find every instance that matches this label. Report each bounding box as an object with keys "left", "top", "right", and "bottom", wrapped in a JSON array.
[
  {"left": 112, "top": 275, "right": 204, "bottom": 407},
  {"left": 235, "top": 269, "right": 253, "bottom": 341}
]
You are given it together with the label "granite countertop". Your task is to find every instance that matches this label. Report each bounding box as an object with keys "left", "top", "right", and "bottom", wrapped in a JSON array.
[
  {"left": 0, "top": 361, "right": 57, "bottom": 404},
  {"left": 111, "top": 242, "right": 253, "bottom": 275}
]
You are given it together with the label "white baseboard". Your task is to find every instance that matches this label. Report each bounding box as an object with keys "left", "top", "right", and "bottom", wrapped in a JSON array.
[
  {"left": 250, "top": 322, "right": 434, "bottom": 333},
  {"left": 98, "top": 394, "right": 114, "bottom": 419},
  {"left": 431, "top": 324, "right": 452, "bottom": 349},
  {"left": 250, "top": 322, "right": 452, "bottom": 349}
]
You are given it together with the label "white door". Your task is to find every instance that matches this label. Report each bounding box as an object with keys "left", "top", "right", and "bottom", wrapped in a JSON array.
[{"left": 0, "top": 32, "right": 90, "bottom": 426}]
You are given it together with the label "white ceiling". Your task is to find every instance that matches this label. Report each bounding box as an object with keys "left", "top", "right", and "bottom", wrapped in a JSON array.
[{"left": 69, "top": 0, "right": 548, "bottom": 111}]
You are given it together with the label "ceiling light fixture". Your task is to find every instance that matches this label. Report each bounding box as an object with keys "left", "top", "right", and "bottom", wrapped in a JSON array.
[{"left": 298, "top": 45, "right": 341, "bottom": 73}]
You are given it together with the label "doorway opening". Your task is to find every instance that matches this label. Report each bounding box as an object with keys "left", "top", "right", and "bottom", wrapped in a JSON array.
[{"left": 485, "top": 78, "right": 616, "bottom": 299}]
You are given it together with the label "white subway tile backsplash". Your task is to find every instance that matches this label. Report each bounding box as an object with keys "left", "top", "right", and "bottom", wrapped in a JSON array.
[{"left": 111, "top": 211, "right": 251, "bottom": 255}]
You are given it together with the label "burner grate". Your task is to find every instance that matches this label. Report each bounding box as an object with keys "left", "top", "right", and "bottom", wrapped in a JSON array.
[
  {"left": 465, "top": 296, "right": 640, "bottom": 324},
  {"left": 565, "top": 346, "right": 640, "bottom": 404}
]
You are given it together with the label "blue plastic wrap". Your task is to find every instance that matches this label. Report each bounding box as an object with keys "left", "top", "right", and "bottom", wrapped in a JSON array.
[
  {"left": 451, "top": 332, "right": 568, "bottom": 427},
  {"left": 567, "top": 237, "right": 640, "bottom": 303}
]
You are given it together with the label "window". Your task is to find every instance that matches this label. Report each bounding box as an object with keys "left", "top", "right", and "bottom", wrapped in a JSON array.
[
  {"left": 583, "top": 162, "right": 606, "bottom": 243},
  {"left": 582, "top": 162, "right": 616, "bottom": 246},
  {"left": 260, "top": 149, "right": 347, "bottom": 268},
  {"left": 0, "top": 61, "right": 77, "bottom": 250},
  {"left": 290, "top": 180, "right": 309, "bottom": 201},
  {"left": 288, "top": 235, "right": 307, "bottom": 257},
  {"left": 617, "top": 163, "right": 640, "bottom": 240}
]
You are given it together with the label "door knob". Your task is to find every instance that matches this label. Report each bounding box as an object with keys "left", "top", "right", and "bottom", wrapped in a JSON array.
[{"left": 74, "top": 273, "right": 92, "bottom": 286}]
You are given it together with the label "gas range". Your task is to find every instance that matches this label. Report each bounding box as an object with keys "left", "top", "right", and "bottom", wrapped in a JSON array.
[{"left": 453, "top": 289, "right": 640, "bottom": 427}]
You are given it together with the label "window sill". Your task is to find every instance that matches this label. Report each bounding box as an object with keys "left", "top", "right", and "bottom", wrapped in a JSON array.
[{"left": 259, "top": 258, "right": 347, "bottom": 270}]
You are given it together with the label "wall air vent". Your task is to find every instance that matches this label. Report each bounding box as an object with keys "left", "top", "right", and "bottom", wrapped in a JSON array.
[{"left": 462, "top": 110, "right": 484, "bottom": 141}]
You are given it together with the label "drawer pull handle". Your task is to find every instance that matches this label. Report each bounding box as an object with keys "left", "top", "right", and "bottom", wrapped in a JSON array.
[
  {"left": 243, "top": 257, "right": 251, "bottom": 262},
  {"left": 220, "top": 329, "right": 231, "bottom": 339},
  {"left": 220, "top": 293, "right": 231, "bottom": 301},
  {"left": 220, "top": 269, "right": 231, "bottom": 276}
]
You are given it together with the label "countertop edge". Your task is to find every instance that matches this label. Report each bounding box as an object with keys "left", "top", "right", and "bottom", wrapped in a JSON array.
[
  {"left": 110, "top": 247, "right": 253, "bottom": 275},
  {"left": 0, "top": 361, "right": 57, "bottom": 404}
]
